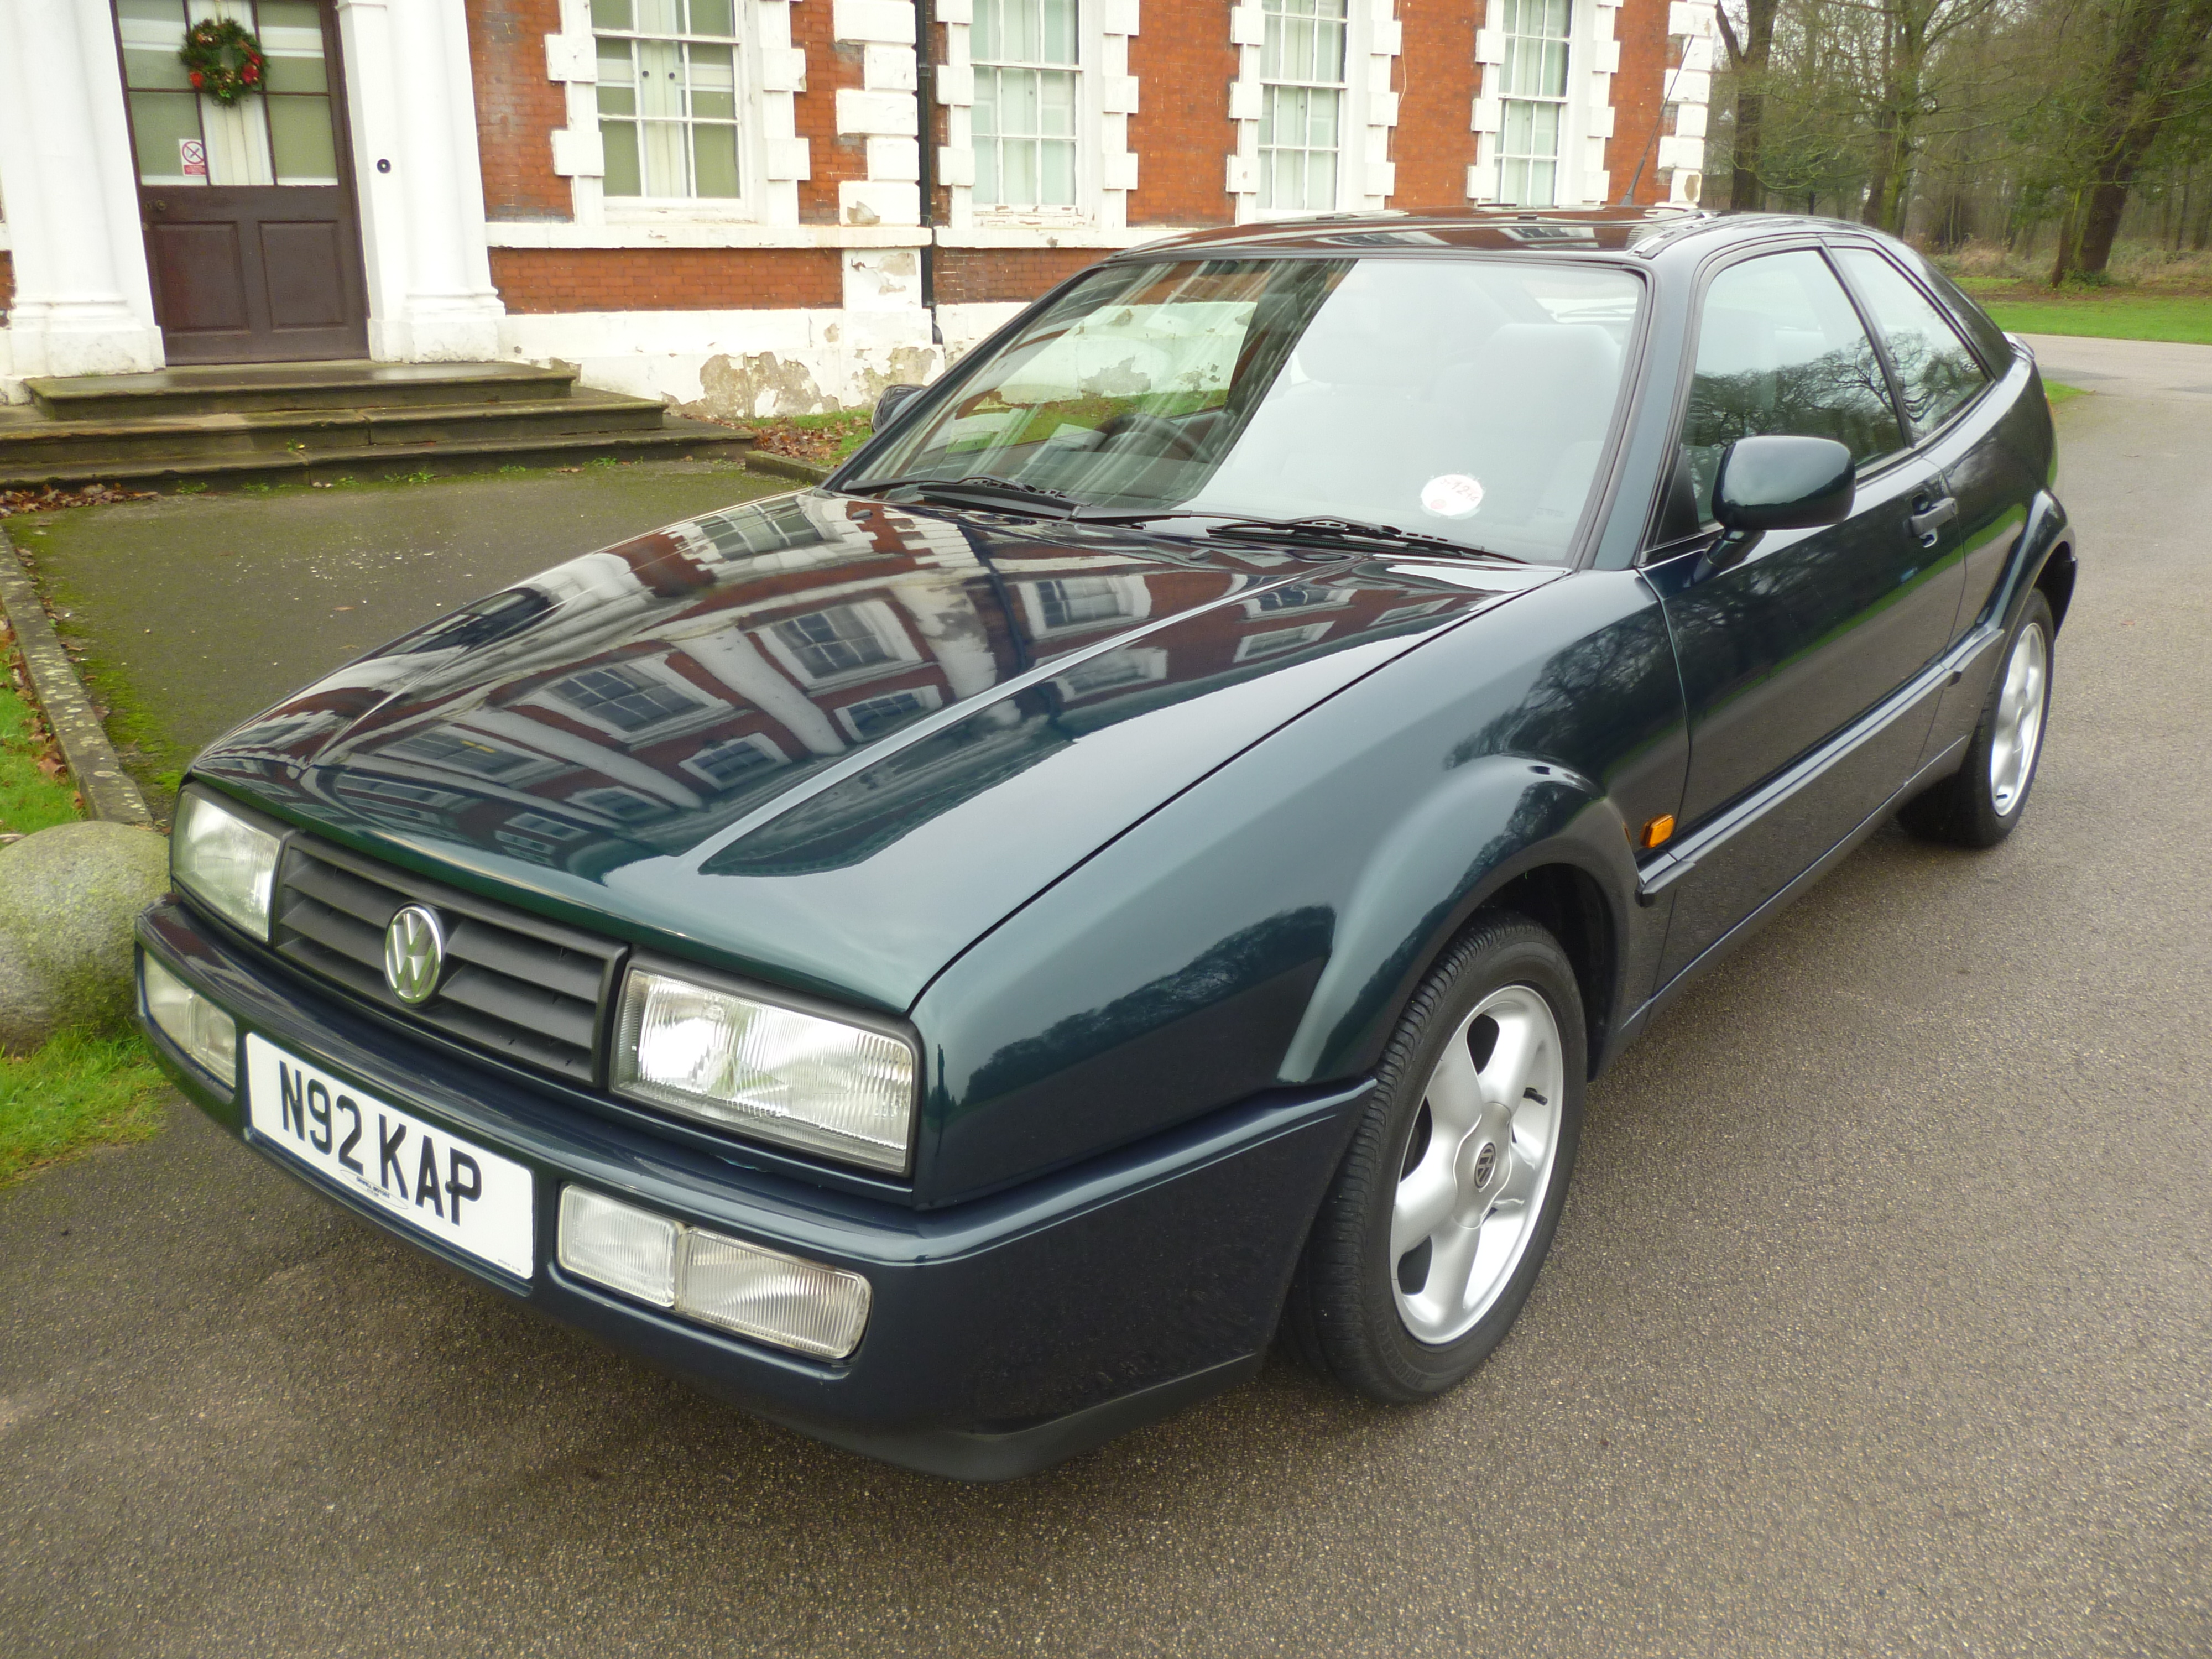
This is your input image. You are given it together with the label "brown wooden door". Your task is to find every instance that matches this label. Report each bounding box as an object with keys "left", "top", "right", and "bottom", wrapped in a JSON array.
[{"left": 117, "top": 1, "right": 367, "bottom": 364}]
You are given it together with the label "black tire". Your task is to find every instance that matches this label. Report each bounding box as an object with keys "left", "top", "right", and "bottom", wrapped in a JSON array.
[
  {"left": 1900, "top": 590, "right": 2056, "bottom": 849},
  {"left": 1286, "top": 913, "right": 1585, "bottom": 1404}
]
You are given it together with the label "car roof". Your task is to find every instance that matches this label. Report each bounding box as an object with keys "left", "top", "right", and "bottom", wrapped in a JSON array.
[{"left": 1107, "top": 207, "right": 1861, "bottom": 264}]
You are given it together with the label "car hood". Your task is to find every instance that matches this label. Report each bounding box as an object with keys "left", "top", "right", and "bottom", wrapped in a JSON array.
[{"left": 192, "top": 490, "right": 1557, "bottom": 1012}]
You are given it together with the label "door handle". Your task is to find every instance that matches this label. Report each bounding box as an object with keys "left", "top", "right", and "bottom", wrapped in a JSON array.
[{"left": 1908, "top": 495, "right": 1958, "bottom": 547}]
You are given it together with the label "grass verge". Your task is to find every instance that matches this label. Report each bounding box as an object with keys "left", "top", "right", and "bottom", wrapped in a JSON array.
[
  {"left": 1, "top": 674, "right": 82, "bottom": 835},
  {"left": 2045, "top": 380, "right": 2085, "bottom": 405},
  {"left": 0, "top": 1028, "right": 168, "bottom": 1187},
  {"left": 1972, "top": 291, "right": 2212, "bottom": 346},
  {"left": 4, "top": 608, "right": 169, "bottom": 1185}
]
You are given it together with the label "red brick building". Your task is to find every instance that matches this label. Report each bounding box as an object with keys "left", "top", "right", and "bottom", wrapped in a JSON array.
[{"left": 0, "top": 1, "right": 1715, "bottom": 411}]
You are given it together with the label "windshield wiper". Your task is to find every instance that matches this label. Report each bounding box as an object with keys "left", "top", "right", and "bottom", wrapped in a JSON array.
[
  {"left": 1199, "top": 515, "right": 1524, "bottom": 562},
  {"left": 852, "top": 473, "right": 1078, "bottom": 517}
]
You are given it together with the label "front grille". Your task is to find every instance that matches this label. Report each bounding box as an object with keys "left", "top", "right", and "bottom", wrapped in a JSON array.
[{"left": 272, "top": 836, "right": 627, "bottom": 1083}]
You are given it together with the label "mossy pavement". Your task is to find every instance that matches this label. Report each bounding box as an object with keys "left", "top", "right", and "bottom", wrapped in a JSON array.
[{"left": 13, "top": 457, "right": 796, "bottom": 812}]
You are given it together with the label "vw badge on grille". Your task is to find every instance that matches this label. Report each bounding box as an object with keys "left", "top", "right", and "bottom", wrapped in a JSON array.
[{"left": 383, "top": 905, "right": 446, "bottom": 1005}]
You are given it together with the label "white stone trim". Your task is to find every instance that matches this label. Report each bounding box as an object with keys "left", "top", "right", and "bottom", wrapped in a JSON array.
[
  {"left": 0, "top": 0, "right": 165, "bottom": 386},
  {"left": 484, "top": 219, "right": 1205, "bottom": 252},
  {"left": 337, "top": 0, "right": 505, "bottom": 362},
  {"left": 1658, "top": 1, "right": 1713, "bottom": 203},
  {"left": 487, "top": 223, "right": 928, "bottom": 249},
  {"left": 544, "top": 0, "right": 808, "bottom": 229},
  {"left": 933, "top": 222, "right": 1201, "bottom": 248},
  {"left": 837, "top": 1, "right": 920, "bottom": 226},
  {"left": 1229, "top": 0, "right": 1400, "bottom": 221},
  {"left": 936, "top": 0, "right": 1140, "bottom": 235},
  {"left": 1468, "top": 0, "right": 1621, "bottom": 207}
]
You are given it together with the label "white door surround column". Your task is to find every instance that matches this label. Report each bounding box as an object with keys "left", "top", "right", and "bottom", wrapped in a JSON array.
[
  {"left": 335, "top": 0, "right": 506, "bottom": 362},
  {"left": 0, "top": 0, "right": 166, "bottom": 389}
]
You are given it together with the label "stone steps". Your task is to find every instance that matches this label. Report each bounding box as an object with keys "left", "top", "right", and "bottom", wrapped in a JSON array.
[
  {"left": 0, "top": 360, "right": 749, "bottom": 489},
  {"left": 25, "top": 360, "right": 581, "bottom": 420},
  {"left": 0, "top": 422, "right": 748, "bottom": 491}
]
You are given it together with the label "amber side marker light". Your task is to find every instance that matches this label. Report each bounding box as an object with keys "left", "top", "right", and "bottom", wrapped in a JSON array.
[{"left": 1640, "top": 815, "right": 1676, "bottom": 849}]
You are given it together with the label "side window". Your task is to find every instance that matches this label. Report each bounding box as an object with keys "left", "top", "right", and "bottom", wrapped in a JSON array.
[
  {"left": 1834, "top": 248, "right": 1991, "bottom": 437},
  {"left": 1680, "top": 250, "right": 1905, "bottom": 524}
]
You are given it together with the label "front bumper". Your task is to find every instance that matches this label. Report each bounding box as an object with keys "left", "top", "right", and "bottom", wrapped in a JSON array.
[{"left": 135, "top": 900, "right": 1365, "bottom": 1479}]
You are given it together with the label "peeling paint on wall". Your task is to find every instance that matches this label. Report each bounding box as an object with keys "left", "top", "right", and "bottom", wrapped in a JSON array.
[{"left": 687, "top": 352, "right": 833, "bottom": 420}]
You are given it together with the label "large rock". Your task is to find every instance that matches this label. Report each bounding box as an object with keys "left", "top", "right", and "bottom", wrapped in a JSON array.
[{"left": 0, "top": 821, "right": 170, "bottom": 1055}]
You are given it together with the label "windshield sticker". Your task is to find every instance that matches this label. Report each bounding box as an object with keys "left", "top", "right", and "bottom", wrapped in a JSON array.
[{"left": 1421, "top": 474, "right": 1485, "bottom": 519}]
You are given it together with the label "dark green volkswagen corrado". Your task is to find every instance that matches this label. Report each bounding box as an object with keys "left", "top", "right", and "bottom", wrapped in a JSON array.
[{"left": 137, "top": 207, "right": 2073, "bottom": 1478}]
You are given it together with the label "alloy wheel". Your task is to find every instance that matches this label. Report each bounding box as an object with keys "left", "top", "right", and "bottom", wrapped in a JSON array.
[
  {"left": 1988, "top": 622, "right": 2048, "bottom": 815},
  {"left": 1390, "top": 984, "right": 1566, "bottom": 1345}
]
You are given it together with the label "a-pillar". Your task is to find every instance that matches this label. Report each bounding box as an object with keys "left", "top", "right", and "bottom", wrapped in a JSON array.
[
  {"left": 0, "top": 0, "right": 165, "bottom": 389},
  {"left": 335, "top": 0, "right": 506, "bottom": 362}
]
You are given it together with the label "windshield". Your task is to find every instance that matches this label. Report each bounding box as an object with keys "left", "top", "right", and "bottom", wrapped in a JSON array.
[{"left": 848, "top": 255, "right": 1643, "bottom": 562}]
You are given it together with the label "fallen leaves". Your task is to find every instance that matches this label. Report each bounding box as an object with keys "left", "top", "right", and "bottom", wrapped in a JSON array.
[{"left": 0, "top": 484, "right": 158, "bottom": 520}]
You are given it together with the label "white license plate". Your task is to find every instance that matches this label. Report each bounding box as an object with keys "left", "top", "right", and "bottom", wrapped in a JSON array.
[{"left": 244, "top": 1034, "right": 535, "bottom": 1280}]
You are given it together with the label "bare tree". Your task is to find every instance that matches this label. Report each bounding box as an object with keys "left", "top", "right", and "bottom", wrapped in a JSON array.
[
  {"left": 1717, "top": 0, "right": 1786, "bottom": 208},
  {"left": 1858, "top": 0, "right": 2010, "bottom": 232}
]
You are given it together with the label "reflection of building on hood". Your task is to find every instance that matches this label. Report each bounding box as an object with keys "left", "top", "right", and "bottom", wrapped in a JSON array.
[{"left": 232, "top": 495, "right": 1485, "bottom": 873}]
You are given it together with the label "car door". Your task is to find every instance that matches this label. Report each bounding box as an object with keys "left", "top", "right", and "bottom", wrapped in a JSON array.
[
  {"left": 1643, "top": 246, "right": 1967, "bottom": 984},
  {"left": 1828, "top": 242, "right": 2012, "bottom": 639}
]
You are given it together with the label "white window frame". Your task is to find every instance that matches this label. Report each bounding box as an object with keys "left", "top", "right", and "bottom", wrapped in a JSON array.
[
  {"left": 1050, "top": 645, "right": 1167, "bottom": 701},
  {"left": 1256, "top": 0, "right": 1348, "bottom": 214},
  {"left": 941, "top": 0, "right": 1141, "bottom": 232},
  {"left": 681, "top": 732, "right": 789, "bottom": 789},
  {"left": 571, "top": 785, "right": 670, "bottom": 822},
  {"left": 967, "top": 0, "right": 1082, "bottom": 216},
  {"left": 590, "top": 1, "right": 749, "bottom": 207},
  {"left": 1241, "top": 582, "right": 1350, "bottom": 618},
  {"left": 1494, "top": 0, "right": 1570, "bottom": 207},
  {"left": 383, "top": 727, "right": 567, "bottom": 787},
  {"left": 544, "top": 0, "right": 810, "bottom": 229},
  {"left": 1471, "top": 0, "right": 1625, "bottom": 208},
  {"left": 1018, "top": 573, "right": 1153, "bottom": 638},
  {"left": 1234, "top": 620, "right": 1333, "bottom": 661},
  {"left": 834, "top": 684, "right": 945, "bottom": 742},
  {"left": 530, "top": 654, "right": 730, "bottom": 744},
  {"left": 758, "top": 599, "right": 922, "bottom": 689},
  {"left": 1228, "top": 0, "right": 1400, "bottom": 221}
]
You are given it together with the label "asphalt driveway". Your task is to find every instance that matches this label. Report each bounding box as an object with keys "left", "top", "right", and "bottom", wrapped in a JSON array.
[{"left": 2, "top": 346, "right": 2208, "bottom": 1657}]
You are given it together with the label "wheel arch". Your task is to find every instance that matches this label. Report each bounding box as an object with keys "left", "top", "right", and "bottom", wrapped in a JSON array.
[
  {"left": 1477, "top": 860, "right": 1620, "bottom": 1078},
  {"left": 1280, "top": 756, "right": 1646, "bottom": 1090},
  {"left": 2034, "top": 538, "right": 2077, "bottom": 633}
]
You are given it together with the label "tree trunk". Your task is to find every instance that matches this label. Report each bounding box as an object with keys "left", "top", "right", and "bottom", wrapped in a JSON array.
[
  {"left": 2050, "top": 0, "right": 2212, "bottom": 281},
  {"left": 1723, "top": 0, "right": 1781, "bottom": 213}
]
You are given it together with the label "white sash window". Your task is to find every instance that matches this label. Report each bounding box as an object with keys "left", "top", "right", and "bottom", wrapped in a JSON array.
[
  {"left": 1258, "top": 0, "right": 1348, "bottom": 212},
  {"left": 593, "top": 0, "right": 744, "bottom": 200},
  {"left": 1496, "top": 0, "right": 1570, "bottom": 207},
  {"left": 972, "top": 0, "right": 1080, "bottom": 210}
]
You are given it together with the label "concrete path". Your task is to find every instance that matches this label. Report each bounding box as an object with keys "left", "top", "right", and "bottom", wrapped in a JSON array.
[
  {"left": 2020, "top": 330, "right": 2212, "bottom": 400},
  {"left": 3, "top": 372, "right": 2210, "bottom": 1656}
]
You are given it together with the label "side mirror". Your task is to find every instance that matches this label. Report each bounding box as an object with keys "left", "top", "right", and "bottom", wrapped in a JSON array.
[
  {"left": 873, "top": 383, "right": 925, "bottom": 433},
  {"left": 1712, "top": 435, "right": 1856, "bottom": 534}
]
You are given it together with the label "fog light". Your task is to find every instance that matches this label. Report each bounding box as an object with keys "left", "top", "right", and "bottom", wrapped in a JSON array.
[
  {"left": 142, "top": 956, "right": 238, "bottom": 1081},
  {"left": 557, "top": 1186, "right": 679, "bottom": 1306},
  {"left": 679, "top": 1228, "right": 872, "bottom": 1361},
  {"left": 557, "top": 1185, "right": 871, "bottom": 1361}
]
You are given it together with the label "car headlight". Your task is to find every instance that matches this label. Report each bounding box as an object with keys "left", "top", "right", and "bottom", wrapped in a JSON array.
[
  {"left": 173, "top": 788, "right": 282, "bottom": 941},
  {"left": 612, "top": 968, "right": 918, "bottom": 1173}
]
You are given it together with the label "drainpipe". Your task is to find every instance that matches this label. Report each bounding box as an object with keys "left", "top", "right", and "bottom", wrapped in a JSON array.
[{"left": 915, "top": 0, "right": 942, "bottom": 346}]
